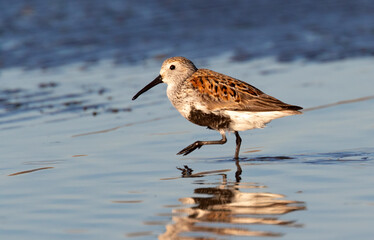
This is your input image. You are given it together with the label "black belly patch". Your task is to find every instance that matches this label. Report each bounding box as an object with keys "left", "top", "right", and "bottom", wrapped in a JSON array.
[{"left": 187, "top": 107, "right": 231, "bottom": 130}]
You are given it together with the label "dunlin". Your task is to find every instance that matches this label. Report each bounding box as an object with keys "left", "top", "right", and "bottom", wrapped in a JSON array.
[{"left": 132, "top": 57, "right": 302, "bottom": 159}]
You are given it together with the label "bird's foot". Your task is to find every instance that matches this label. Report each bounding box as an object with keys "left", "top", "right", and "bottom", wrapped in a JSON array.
[{"left": 177, "top": 141, "right": 203, "bottom": 156}]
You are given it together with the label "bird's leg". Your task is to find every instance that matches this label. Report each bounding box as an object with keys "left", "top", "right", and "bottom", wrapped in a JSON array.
[
  {"left": 234, "top": 131, "right": 242, "bottom": 159},
  {"left": 177, "top": 132, "right": 227, "bottom": 156}
]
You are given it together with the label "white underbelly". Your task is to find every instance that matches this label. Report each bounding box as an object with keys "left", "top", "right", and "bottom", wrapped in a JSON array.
[{"left": 224, "top": 110, "right": 299, "bottom": 131}]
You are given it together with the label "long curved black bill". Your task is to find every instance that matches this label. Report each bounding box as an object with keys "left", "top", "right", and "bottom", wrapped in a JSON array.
[{"left": 132, "top": 75, "right": 163, "bottom": 100}]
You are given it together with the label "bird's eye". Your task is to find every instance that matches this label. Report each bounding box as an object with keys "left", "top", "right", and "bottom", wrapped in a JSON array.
[{"left": 170, "top": 65, "right": 176, "bottom": 70}]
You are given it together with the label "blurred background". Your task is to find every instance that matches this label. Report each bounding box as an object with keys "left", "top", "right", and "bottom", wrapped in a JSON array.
[
  {"left": 2, "top": 0, "right": 374, "bottom": 69},
  {"left": 1, "top": 1, "right": 374, "bottom": 240}
]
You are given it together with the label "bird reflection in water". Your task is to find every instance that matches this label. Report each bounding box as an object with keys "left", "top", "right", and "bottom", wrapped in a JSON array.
[{"left": 159, "top": 160, "right": 306, "bottom": 239}]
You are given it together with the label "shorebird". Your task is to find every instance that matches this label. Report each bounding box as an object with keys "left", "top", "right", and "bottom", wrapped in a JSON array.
[{"left": 132, "top": 57, "right": 302, "bottom": 159}]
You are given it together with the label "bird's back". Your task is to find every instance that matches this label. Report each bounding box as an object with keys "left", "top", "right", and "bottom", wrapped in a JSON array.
[{"left": 186, "top": 69, "right": 302, "bottom": 113}]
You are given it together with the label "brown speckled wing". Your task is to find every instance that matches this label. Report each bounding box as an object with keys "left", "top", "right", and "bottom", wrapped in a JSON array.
[{"left": 188, "top": 69, "right": 302, "bottom": 112}]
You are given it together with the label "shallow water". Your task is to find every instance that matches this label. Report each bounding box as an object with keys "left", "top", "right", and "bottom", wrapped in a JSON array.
[{"left": 1, "top": 55, "right": 374, "bottom": 239}]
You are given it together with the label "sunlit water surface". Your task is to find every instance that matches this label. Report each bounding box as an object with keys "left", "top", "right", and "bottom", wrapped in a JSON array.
[{"left": 1, "top": 56, "right": 374, "bottom": 239}]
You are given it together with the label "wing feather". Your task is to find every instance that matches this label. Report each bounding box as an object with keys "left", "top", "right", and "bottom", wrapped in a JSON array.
[{"left": 187, "top": 69, "right": 302, "bottom": 112}]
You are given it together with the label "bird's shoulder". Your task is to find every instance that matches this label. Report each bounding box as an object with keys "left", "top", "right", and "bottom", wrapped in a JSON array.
[{"left": 187, "top": 69, "right": 263, "bottom": 99}]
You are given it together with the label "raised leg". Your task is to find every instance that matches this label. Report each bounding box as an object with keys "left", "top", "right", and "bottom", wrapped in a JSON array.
[
  {"left": 177, "top": 132, "right": 227, "bottom": 156},
  {"left": 234, "top": 131, "right": 242, "bottom": 159}
]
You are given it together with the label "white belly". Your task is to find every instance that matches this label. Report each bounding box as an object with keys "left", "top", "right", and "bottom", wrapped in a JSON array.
[{"left": 224, "top": 110, "right": 300, "bottom": 132}]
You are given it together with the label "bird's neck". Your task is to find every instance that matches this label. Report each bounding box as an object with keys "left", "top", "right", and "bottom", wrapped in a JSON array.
[{"left": 166, "top": 81, "right": 192, "bottom": 119}]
